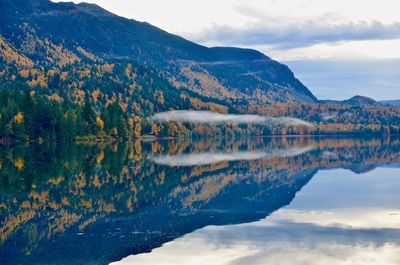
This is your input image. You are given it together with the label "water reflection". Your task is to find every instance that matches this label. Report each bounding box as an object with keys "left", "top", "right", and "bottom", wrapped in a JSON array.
[
  {"left": 114, "top": 167, "right": 400, "bottom": 265},
  {"left": 119, "top": 220, "right": 400, "bottom": 265},
  {"left": 151, "top": 146, "right": 314, "bottom": 166},
  {"left": 0, "top": 137, "right": 399, "bottom": 265}
]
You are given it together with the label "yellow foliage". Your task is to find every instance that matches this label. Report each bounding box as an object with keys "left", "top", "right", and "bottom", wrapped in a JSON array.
[
  {"left": 110, "top": 127, "right": 118, "bottom": 136},
  {"left": 47, "top": 176, "right": 64, "bottom": 185},
  {"left": 126, "top": 197, "right": 133, "bottom": 212},
  {"left": 168, "top": 123, "right": 178, "bottom": 136},
  {"left": 120, "top": 102, "right": 128, "bottom": 112},
  {"left": 96, "top": 150, "right": 105, "bottom": 165},
  {"left": 19, "top": 70, "right": 30, "bottom": 78},
  {"left": 14, "top": 158, "right": 24, "bottom": 170},
  {"left": 0, "top": 35, "right": 34, "bottom": 69},
  {"left": 125, "top": 63, "right": 132, "bottom": 79},
  {"left": 0, "top": 210, "right": 35, "bottom": 243},
  {"left": 79, "top": 216, "right": 97, "bottom": 231},
  {"left": 48, "top": 93, "right": 63, "bottom": 102},
  {"left": 176, "top": 65, "right": 238, "bottom": 100},
  {"left": 91, "top": 89, "right": 101, "bottom": 103},
  {"left": 60, "top": 71, "right": 68, "bottom": 80},
  {"left": 21, "top": 201, "right": 31, "bottom": 208},
  {"left": 189, "top": 97, "right": 228, "bottom": 114},
  {"left": 13, "top": 112, "right": 24, "bottom": 124},
  {"left": 128, "top": 117, "right": 134, "bottom": 129},
  {"left": 157, "top": 92, "right": 165, "bottom": 105},
  {"left": 134, "top": 123, "right": 142, "bottom": 138},
  {"left": 43, "top": 38, "right": 81, "bottom": 67},
  {"left": 100, "top": 63, "right": 114, "bottom": 73},
  {"left": 96, "top": 116, "right": 104, "bottom": 130},
  {"left": 151, "top": 124, "right": 161, "bottom": 136},
  {"left": 76, "top": 46, "right": 98, "bottom": 61},
  {"left": 26, "top": 73, "right": 48, "bottom": 88},
  {"left": 61, "top": 197, "right": 70, "bottom": 206},
  {"left": 47, "top": 69, "right": 58, "bottom": 76},
  {"left": 134, "top": 139, "right": 142, "bottom": 155}
]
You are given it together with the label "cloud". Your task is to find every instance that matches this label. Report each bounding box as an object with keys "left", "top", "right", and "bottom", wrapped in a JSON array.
[
  {"left": 151, "top": 146, "right": 314, "bottom": 167},
  {"left": 191, "top": 19, "right": 400, "bottom": 49},
  {"left": 150, "top": 111, "right": 312, "bottom": 127}
]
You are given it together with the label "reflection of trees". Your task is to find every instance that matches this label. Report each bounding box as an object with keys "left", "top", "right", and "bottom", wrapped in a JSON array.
[{"left": 0, "top": 136, "right": 399, "bottom": 264}]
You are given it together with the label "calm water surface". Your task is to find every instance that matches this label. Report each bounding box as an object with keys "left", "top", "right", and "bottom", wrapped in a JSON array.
[{"left": 1, "top": 137, "right": 399, "bottom": 265}]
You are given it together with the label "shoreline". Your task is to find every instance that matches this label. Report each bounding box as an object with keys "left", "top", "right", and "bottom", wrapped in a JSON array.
[{"left": 1, "top": 133, "right": 399, "bottom": 145}]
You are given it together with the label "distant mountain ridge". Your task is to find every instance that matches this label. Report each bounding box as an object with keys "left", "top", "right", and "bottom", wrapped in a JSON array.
[
  {"left": 380, "top": 100, "right": 400, "bottom": 107},
  {"left": 321, "top": 95, "right": 383, "bottom": 107},
  {"left": 0, "top": 0, "right": 317, "bottom": 111}
]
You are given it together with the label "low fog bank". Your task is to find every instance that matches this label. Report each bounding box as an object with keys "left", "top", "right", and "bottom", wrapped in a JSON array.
[{"left": 150, "top": 111, "right": 312, "bottom": 127}]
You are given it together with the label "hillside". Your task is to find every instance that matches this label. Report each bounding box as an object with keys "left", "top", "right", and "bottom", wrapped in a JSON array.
[
  {"left": 0, "top": 0, "right": 399, "bottom": 141},
  {"left": 380, "top": 100, "right": 400, "bottom": 107},
  {"left": 0, "top": 0, "right": 316, "bottom": 113},
  {"left": 320, "top": 95, "right": 383, "bottom": 107}
]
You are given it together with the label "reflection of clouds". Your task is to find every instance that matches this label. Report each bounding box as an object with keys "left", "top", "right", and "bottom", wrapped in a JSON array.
[
  {"left": 113, "top": 167, "right": 400, "bottom": 265},
  {"left": 151, "top": 147, "right": 314, "bottom": 167},
  {"left": 266, "top": 209, "right": 400, "bottom": 230},
  {"left": 151, "top": 110, "right": 312, "bottom": 127},
  {"left": 113, "top": 215, "right": 400, "bottom": 265}
]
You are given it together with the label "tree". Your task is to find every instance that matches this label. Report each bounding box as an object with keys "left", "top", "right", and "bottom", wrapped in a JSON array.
[
  {"left": 96, "top": 116, "right": 104, "bottom": 131},
  {"left": 134, "top": 123, "right": 142, "bottom": 138},
  {"left": 12, "top": 112, "right": 26, "bottom": 140},
  {"left": 60, "top": 110, "right": 77, "bottom": 141},
  {"left": 151, "top": 123, "right": 161, "bottom": 136},
  {"left": 118, "top": 116, "right": 129, "bottom": 138},
  {"left": 82, "top": 97, "right": 97, "bottom": 135}
]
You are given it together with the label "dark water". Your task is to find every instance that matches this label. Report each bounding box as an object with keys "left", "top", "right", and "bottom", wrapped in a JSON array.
[{"left": 0, "top": 137, "right": 399, "bottom": 265}]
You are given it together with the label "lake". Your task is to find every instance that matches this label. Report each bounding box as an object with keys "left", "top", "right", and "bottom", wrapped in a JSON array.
[{"left": 1, "top": 136, "right": 399, "bottom": 265}]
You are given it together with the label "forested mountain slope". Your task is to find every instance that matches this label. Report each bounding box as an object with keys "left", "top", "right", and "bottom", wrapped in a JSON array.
[{"left": 0, "top": 0, "right": 316, "bottom": 112}]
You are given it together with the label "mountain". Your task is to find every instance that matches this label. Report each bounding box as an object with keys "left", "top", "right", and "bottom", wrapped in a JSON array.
[
  {"left": 320, "top": 95, "right": 382, "bottom": 108},
  {"left": 380, "top": 100, "right": 400, "bottom": 107},
  {"left": 0, "top": 0, "right": 316, "bottom": 116},
  {"left": 344, "top": 96, "right": 382, "bottom": 107}
]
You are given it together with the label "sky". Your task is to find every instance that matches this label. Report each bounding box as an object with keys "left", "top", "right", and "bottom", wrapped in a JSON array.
[{"left": 53, "top": 0, "right": 400, "bottom": 100}]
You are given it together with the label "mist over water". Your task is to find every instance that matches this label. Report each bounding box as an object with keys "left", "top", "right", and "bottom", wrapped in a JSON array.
[{"left": 150, "top": 110, "right": 313, "bottom": 127}]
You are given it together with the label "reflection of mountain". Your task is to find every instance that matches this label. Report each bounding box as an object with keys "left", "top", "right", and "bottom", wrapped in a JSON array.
[{"left": 0, "top": 137, "right": 400, "bottom": 265}]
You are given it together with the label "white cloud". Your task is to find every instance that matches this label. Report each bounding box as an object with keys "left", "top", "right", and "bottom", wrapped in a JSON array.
[
  {"left": 191, "top": 20, "right": 400, "bottom": 50},
  {"left": 53, "top": 0, "right": 400, "bottom": 60}
]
